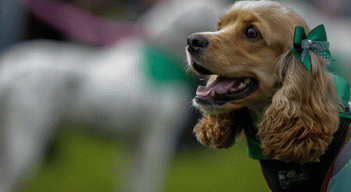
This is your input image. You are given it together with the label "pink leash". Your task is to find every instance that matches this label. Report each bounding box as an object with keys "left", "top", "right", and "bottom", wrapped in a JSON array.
[{"left": 22, "top": 0, "right": 144, "bottom": 45}]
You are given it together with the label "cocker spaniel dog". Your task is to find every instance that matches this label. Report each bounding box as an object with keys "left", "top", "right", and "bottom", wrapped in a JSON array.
[{"left": 186, "top": 0, "right": 351, "bottom": 191}]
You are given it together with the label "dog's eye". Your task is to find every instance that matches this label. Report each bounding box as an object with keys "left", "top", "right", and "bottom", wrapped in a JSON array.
[{"left": 244, "top": 26, "right": 261, "bottom": 40}]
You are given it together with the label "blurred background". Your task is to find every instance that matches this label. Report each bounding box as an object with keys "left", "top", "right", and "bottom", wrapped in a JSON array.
[{"left": 0, "top": 0, "right": 350, "bottom": 191}]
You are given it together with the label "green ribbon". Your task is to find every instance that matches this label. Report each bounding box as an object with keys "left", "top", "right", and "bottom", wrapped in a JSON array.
[
  {"left": 339, "top": 111, "right": 351, "bottom": 123},
  {"left": 292, "top": 24, "right": 334, "bottom": 71}
]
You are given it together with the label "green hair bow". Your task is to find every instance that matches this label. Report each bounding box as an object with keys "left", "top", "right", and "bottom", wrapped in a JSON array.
[{"left": 292, "top": 24, "right": 334, "bottom": 72}]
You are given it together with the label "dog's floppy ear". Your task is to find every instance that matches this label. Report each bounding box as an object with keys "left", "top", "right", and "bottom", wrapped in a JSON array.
[
  {"left": 194, "top": 107, "right": 251, "bottom": 148},
  {"left": 257, "top": 50, "right": 340, "bottom": 164}
]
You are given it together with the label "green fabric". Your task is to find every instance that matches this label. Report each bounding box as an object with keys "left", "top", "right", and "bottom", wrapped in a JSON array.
[
  {"left": 247, "top": 74, "right": 350, "bottom": 160},
  {"left": 246, "top": 134, "right": 268, "bottom": 160},
  {"left": 332, "top": 74, "right": 350, "bottom": 106},
  {"left": 333, "top": 74, "right": 351, "bottom": 123},
  {"left": 292, "top": 25, "right": 334, "bottom": 71},
  {"left": 141, "top": 43, "right": 191, "bottom": 84},
  {"left": 327, "top": 159, "right": 351, "bottom": 192}
]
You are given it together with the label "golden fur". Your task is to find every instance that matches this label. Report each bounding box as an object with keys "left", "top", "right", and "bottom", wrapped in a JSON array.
[{"left": 187, "top": 0, "right": 344, "bottom": 164}]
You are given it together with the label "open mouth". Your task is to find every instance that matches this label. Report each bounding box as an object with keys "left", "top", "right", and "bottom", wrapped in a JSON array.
[
  {"left": 190, "top": 60, "right": 259, "bottom": 106},
  {"left": 194, "top": 75, "right": 259, "bottom": 106}
]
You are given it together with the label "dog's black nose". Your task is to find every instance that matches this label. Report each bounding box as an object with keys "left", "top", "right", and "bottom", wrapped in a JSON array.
[{"left": 187, "top": 34, "right": 209, "bottom": 53}]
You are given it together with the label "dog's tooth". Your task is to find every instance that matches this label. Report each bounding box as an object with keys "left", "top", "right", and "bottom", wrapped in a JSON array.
[
  {"left": 230, "top": 88, "right": 237, "bottom": 92},
  {"left": 238, "top": 82, "right": 246, "bottom": 89},
  {"left": 245, "top": 78, "right": 251, "bottom": 84},
  {"left": 210, "top": 90, "right": 215, "bottom": 97}
]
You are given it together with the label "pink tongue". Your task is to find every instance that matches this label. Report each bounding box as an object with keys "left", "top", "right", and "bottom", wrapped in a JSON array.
[{"left": 196, "top": 78, "right": 237, "bottom": 96}]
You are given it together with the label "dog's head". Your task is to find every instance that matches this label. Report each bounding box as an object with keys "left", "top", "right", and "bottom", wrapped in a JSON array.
[
  {"left": 187, "top": 1, "right": 341, "bottom": 164},
  {"left": 186, "top": 0, "right": 308, "bottom": 114}
]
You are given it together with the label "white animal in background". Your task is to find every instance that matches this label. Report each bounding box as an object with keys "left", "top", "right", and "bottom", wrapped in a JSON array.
[{"left": 0, "top": 39, "right": 190, "bottom": 192}]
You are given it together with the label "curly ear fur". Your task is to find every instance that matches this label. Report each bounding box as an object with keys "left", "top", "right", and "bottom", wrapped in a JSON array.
[
  {"left": 257, "top": 51, "right": 341, "bottom": 164},
  {"left": 194, "top": 108, "right": 250, "bottom": 148}
]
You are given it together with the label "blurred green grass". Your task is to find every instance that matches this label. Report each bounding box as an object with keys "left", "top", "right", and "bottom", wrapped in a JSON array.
[{"left": 21, "top": 128, "right": 269, "bottom": 192}]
